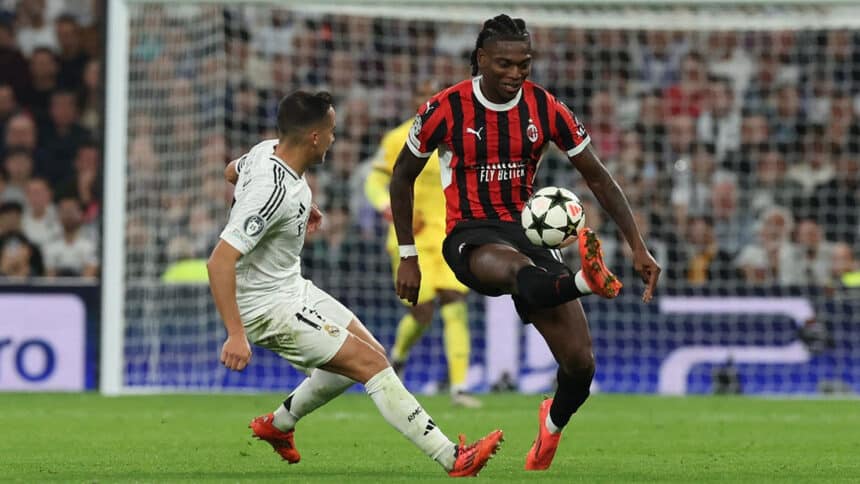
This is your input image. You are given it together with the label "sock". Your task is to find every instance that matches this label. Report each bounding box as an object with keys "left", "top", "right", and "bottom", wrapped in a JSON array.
[
  {"left": 549, "top": 366, "right": 595, "bottom": 430},
  {"left": 272, "top": 369, "right": 355, "bottom": 431},
  {"left": 391, "top": 313, "right": 429, "bottom": 362},
  {"left": 574, "top": 270, "right": 592, "bottom": 294},
  {"left": 440, "top": 301, "right": 470, "bottom": 392},
  {"left": 365, "top": 367, "right": 456, "bottom": 470},
  {"left": 545, "top": 413, "right": 561, "bottom": 434},
  {"left": 515, "top": 265, "right": 584, "bottom": 308}
]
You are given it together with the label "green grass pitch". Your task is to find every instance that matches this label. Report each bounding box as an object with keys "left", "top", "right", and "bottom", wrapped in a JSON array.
[{"left": 2, "top": 393, "right": 857, "bottom": 482}]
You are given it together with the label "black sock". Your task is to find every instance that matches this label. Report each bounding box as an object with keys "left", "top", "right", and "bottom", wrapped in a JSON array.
[
  {"left": 549, "top": 366, "right": 594, "bottom": 429},
  {"left": 515, "top": 265, "right": 584, "bottom": 308}
]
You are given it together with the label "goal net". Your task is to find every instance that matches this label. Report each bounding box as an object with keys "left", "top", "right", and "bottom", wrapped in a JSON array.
[{"left": 103, "top": 1, "right": 860, "bottom": 395}]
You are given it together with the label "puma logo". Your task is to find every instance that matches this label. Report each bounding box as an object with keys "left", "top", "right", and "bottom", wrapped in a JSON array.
[{"left": 466, "top": 127, "right": 484, "bottom": 140}]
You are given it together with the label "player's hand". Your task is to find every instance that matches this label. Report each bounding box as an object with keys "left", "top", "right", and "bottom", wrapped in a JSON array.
[
  {"left": 307, "top": 203, "right": 323, "bottom": 235},
  {"left": 221, "top": 333, "right": 252, "bottom": 371},
  {"left": 632, "top": 247, "right": 661, "bottom": 303},
  {"left": 395, "top": 256, "right": 421, "bottom": 305}
]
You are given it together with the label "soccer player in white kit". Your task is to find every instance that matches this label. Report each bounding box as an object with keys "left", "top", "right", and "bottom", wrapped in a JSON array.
[{"left": 207, "top": 90, "right": 502, "bottom": 477}]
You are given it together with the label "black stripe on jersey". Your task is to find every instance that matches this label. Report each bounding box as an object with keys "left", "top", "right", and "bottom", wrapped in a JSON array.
[
  {"left": 496, "top": 110, "right": 520, "bottom": 219},
  {"left": 472, "top": 93, "right": 498, "bottom": 219},
  {"left": 517, "top": 101, "right": 532, "bottom": 204},
  {"left": 236, "top": 154, "right": 247, "bottom": 173},
  {"left": 554, "top": 110, "right": 576, "bottom": 154},
  {"left": 271, "top": 157, "right": 299, "bottom": 180},
  {"left": 429, "top": 119, "right": 448, "bottom": 154},
  {"left": 533, "top": 88, "right": 551, "bottom": 149},
  {"left": 260, "top": 165, "right": 287, "bottom": 220},
  {"left": 449, "top": 92, "right": 472, "bottom": 219}
]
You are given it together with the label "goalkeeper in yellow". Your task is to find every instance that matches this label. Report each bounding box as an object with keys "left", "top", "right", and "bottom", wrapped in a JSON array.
[{"left": 365, "top": 80, "right": 480, "bottom": 408}]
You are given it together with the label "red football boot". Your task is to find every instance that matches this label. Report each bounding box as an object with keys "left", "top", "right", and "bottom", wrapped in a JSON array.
[
  {"left": 578, "top": 227, "right": 623, "bottom": 298},
  {"left": 524, "top": 398, "right": 562, "bottom": 471},
  {"left": 448, "top": 430, "right": 504, "bottom": 477},
  {"left": 249, "top": 413, "right": 300, "bottom": 464}
]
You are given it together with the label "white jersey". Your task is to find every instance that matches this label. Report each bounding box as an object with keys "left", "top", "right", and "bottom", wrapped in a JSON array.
[{"left": 219, "top": 139, "right": 312, "bottom": 322}]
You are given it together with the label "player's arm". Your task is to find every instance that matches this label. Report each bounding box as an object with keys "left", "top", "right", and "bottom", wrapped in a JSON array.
[
  {"left": 570, "top": 144, "right": 661, "bottom": 301},
  {"left": 207, "top": 239, "right": 252, "bottom": 371},
  {"left": 390, "top": 146, "right": 430, "bottom": 305}
]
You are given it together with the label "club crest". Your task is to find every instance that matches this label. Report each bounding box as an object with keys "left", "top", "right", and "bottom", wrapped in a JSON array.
[
  {"left": 244, "top": 215, "right": 265, "bottom": 236},
  {"left": 526, "top": 119, "right": 539, "bottom": 143}
]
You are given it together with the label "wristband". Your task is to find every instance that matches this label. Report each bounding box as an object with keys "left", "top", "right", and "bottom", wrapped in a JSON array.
[{"left": 399, "top": 244, "right": 418, "bottom": 258}]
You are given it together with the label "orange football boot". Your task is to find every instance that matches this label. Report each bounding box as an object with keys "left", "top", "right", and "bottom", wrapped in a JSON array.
[
  {"left": 448, "top": 430, "right": 504, "bottom": 477},
  {"left": 524, "top": 398, "right": 562, "bottom": 471},
  {"left": 578, "top": 227, "right": 623, "bottom": 298},
  {"left": 249, "top": 413, "right": 300, "bottom": 464}
]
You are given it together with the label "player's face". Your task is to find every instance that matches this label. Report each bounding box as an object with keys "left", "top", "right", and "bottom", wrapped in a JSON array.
[
  {"left": 314, "top": 107, "right": 336, "bottom": 164},
  {"left": 478, "top": 40, "right": 532, "bottom": 102}
]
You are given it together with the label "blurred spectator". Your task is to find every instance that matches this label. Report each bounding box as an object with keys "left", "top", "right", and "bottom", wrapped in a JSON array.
[
  {"left": 809, "top": 153, "right": 859, "bottom": 244},
  {"left": 706, "top": 31, "right": 754, "bottom": 101},
  {"left": 725, "top": 113, "right": 769, "bottom": 176},
  {"left": 24, "top": 46, "right": 58, "bottom": 117},
  {"left": 635, "top": 30, "right": 683, "bottom": 90},
  {"left": 671, "top": 142, "right": 717, "bottom": 232},
  {"left": 683, "top": 215, "right": 738, "bottom": 285},
  {"left": 710, "top": 173, "right": 752, "bottom": 256},
  {"left": 664, "top": 51, "right": 708, "bottom": 117},
  {"left": 0, "top": 199, "right": 22, "bottom": 235},
  {"left": 828, "top": 242, "right": 859, "bottom": 289},
  {"left": 697, "top": 77, "right": 741, "bottom": 165},
  {"left": 21, "top": 176, "right": 59, "bottom": 251},
  {"left": 748, "top": 147, "right": 805, "bottom": 216},
  {"left": 1, "top": 148, "right": 32, "bottom": 204},
  {"left": 37, "top": 89, "right": 89, "bottom": 184},
  {"left": 770, "top": 83, "right": 806, "bottom": 147},
  {"left": 57, "top": 141, "right": 100, "bottom": 224},
  {"left": 42, "top": 195, "right": 97, "bottom": 278},
  {"left": 160, "top": 235, "right": 208, "bottom": 284},
  {"left": 0, "top": 22, "right": 32, "bottom": 102},
  {"left": 587, "top": 89, "right": 620, "bottom": 160},
  {"left": 789, "top": 137, "right": 837, "bottom": 195},
  {"left": 0, "top": 229, "right": 43, "bottom": 278},
  {"left": 735, "top": 206, "right": 794, "bottom": 284},
  {"left": 14, "top": 0, "right": 57, "bottom": 55},
  {"left": 77, "top": 58, "right": 99, "bottom": 136},
  {"left": 823, "top": 90, "right": 860, "bottom": 152},
  {"left": 0, "top": 82, "right": 17, "bottom": 136},
  {"left": 54, "top": 13, "right": 89, "bottom": 89},
  {"left": 780, "top": 219, "right": 834, "bottom": 286},
  {"left": 633, "top": 90, "right": 667, "bottom": 162}
]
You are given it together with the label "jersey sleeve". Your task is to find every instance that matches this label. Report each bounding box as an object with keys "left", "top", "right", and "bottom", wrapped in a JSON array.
[
  {"left": 405, "top": 96, "right": 447, "bottom": 158},
  {"left": 550, "top": 96, "right": 591, "bottom": 157},
  {"left": 219, "top": 178, "right": 286, "bottom": 255}
]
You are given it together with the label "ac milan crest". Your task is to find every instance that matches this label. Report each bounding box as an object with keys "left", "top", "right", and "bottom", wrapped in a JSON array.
[{"left": 526, "top": 119, "right": 539, "bottom": 142}]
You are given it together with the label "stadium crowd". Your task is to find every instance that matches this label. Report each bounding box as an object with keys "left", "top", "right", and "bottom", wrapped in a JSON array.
[{"left": 1, "top": 5, "right": 859, "bottom": 291}]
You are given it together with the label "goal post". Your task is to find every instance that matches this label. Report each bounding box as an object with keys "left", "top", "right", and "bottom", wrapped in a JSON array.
[{"left": 103, "top": 0, "right": 860, "bottom": 395}]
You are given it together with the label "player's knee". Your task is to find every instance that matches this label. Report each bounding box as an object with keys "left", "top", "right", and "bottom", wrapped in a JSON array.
[{"left": 559, "top": 347, "right": 595, "bottom": 378}]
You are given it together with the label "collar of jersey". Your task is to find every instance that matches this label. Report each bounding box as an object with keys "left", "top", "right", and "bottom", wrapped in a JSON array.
[
  {"left": 270, "top": 151, "right": 301, "bottom": 180},
  {"left": 472, "top": 76, "right": 522, "bottom": 112}
]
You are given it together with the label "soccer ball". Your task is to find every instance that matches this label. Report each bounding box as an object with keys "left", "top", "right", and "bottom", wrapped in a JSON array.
[{"left": 521, "top": 186, "right": 585, "bottom": 248}]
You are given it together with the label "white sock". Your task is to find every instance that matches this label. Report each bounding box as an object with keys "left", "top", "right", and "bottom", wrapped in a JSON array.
[
  {"left": 545, "top": 413, "right": 562, "bottom": 434},
  {"left": 272, "top": 369, "right": 355, "bottom": 431},
  {"left": 574, "top": 270, "right": 592, "bottom": 294},
  {"left": 365, "top": 367, "right": 457, "bottom": 470}
]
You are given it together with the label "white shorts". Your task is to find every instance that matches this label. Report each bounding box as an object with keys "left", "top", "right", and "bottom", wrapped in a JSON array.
[{"left": 244, "top": 280, "right": 355, "bottom": 372}]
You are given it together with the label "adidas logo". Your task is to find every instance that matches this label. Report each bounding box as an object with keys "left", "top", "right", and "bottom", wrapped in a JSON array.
[{"left": 423, "top": 418, "right": 437, "bottom": 436}]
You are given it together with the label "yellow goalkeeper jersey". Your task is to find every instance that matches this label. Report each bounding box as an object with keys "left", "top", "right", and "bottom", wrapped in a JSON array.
[{"left": 364, "top": 119, "right": 446, "bottom": 253}]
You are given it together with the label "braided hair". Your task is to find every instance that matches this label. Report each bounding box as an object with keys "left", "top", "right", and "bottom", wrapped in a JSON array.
[{"left": 469, "top": 14, "right": 530, "bottom": 76}]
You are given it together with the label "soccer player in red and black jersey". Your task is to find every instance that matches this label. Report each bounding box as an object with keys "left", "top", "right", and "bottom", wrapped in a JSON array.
[{"left": 390, "top": 15, "right": 661, "bottom": 471}]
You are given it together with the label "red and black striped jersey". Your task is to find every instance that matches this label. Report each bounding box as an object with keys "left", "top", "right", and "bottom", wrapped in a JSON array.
[{"left": 406, "top": 77, "right": 590, "bottom": 233}]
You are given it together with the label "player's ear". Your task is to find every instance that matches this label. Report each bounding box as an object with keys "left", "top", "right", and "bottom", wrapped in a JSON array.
[{"left": 477, "top": 47, "right": 487, "bottom": 69}]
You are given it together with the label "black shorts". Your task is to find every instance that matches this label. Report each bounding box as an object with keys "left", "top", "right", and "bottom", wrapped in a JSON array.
[{"left": 442, "top": 219, "right": 570, "bottom": 320}]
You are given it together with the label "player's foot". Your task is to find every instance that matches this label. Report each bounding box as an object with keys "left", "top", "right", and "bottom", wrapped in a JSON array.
[
  {"left": 249, "top": 413, "right": 301, "bottom": 464},
  {"left": 451, "top": 390, "right": 482, "bottom": 408},
  {"left": 578, "top": 227, "right": 623, "bottom": 298},
  {"left": 448, "top": 430, "right": 504, "bottom": 477},
  {"left": 525, "top": 398, "right": 562, "bottom": 471}
]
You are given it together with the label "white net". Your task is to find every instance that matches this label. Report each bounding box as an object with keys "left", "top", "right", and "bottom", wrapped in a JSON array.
[{"left": 119, "top": 2, "right": 860, "bottom": 395}]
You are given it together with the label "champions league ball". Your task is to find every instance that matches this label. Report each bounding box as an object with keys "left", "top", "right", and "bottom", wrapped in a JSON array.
[{"left": 521, "top": 186, "right": 585, "bottom": 248}]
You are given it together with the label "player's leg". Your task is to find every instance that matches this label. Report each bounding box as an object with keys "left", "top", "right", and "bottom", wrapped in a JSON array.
[
  {"left": 437, "top": 288, "right": 479, "bottom": 407},
  {"left": 321, "top": 333, "right": 502, "bottom": 475},
  {"left": 524, "top": 300, "right": 595, "bottom": 470},
  {"left": 390, "top": 301, "right": 434, "bottom": 377}
]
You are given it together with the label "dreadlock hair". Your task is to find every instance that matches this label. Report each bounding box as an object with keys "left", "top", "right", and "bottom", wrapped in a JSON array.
[{"left": 470, "top": 14, "right": 530, "bottom": 76}]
